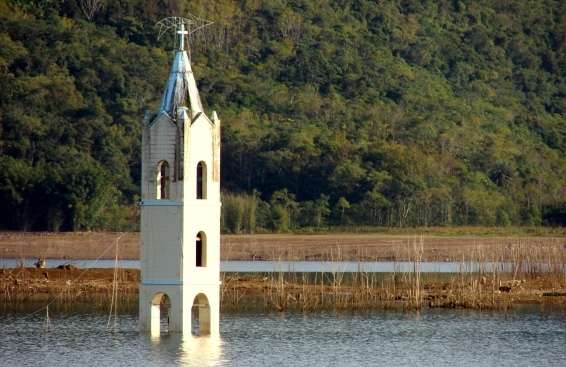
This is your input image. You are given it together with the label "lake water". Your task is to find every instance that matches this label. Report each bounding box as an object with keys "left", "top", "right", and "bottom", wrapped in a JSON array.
[
  {"left": 0, "top": 258, "right": 532, "bottom": 273},
  {"left": 1, "top": 308, "right": 565, "bottom": 366}
]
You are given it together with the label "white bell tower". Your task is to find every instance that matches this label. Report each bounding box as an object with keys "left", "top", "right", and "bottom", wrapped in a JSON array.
[{"left": 139, "top": 20, "right": 221, "bottom": 336}]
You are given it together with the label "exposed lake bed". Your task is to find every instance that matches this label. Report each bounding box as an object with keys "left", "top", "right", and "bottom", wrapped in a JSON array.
[
  {"left": 1, "top": 231, "right": 564, "bottom": 262},
  {"left": 2, "top": 266, "right": 565, "bottom": 312},
  {"left": 1, "top": 232, "right": 565, "bottom": 312}
]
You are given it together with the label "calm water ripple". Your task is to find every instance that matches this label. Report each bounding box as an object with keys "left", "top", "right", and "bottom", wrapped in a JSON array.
[{"left": 1, "top": 309, "right": 565, "bottom": 366}]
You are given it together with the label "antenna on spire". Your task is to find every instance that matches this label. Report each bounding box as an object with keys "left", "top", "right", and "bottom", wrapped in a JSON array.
[{"left": 156, "top": 15, "right": 214, "bottom": 52}]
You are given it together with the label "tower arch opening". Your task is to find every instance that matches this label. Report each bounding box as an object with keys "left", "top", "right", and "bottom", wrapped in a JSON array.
[
  {"left": 156, "top": 161, "right": 170, "bottom": 199},
  {"left": 196, "top": 232, "right": 207, "bottom": 267},
  {"left": 150, "top": 292, "right": 171, "bottom": 335},
  {"left": 196, "top": 161, "right": 207, "bottom": 199},
  {"left": 191, "top": 293, "right": 211, "bottom": 336}
]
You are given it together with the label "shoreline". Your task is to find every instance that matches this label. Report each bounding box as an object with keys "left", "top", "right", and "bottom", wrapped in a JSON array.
[{"left": 2, "top": 267, "right": 565, "bottom": 312}]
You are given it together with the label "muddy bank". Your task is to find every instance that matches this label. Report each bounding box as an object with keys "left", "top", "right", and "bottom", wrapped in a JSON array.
[
  {"left": 1, "top": 231, "right": 565, "bottom": 261},
  {"left": 2, "top": 268, "right": 565, "bottom": 313}
]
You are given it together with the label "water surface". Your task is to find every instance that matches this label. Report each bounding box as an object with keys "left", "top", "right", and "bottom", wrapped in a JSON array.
[
  {"left": 1, "top": 308, "right": 565, "bottom": 366},
  {"left": 0, "top": 258, "right": 534, "bottom": 273}
]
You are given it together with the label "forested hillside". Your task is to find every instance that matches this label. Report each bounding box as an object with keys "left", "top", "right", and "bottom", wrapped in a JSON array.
[{"left": 0, "top": 0, "right": 565, "bottom": 231}]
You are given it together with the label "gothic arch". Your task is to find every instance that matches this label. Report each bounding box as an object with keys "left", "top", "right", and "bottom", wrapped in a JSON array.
[
  {"left": 191, "top": 293, "right": 211, "bottom": 336},
  {"left": 150, "top": 292, "right": 171, "bottom": 335},
  {"left": 156, "top": 160, "right": 170, "bottom": 199},
  {"left": 196, "top": 161, "right": 207, "bottom": 199}
]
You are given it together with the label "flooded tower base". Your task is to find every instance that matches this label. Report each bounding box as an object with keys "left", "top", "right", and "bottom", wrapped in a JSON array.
[{"left": 139, "top": 18, "right": 221, "bottom": 336}]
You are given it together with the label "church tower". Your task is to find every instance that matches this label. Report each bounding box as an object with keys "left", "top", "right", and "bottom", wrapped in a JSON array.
[{"left": 139, "top": 22, "right": 221, "bottom": 336}]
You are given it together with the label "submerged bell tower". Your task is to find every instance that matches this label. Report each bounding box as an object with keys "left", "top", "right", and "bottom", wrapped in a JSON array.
[{"left": 139, "top": 17, "right": 220, "bottom": 336}]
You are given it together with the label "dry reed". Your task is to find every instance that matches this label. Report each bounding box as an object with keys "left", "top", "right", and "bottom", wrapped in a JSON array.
[
  {"left": 223, "top": 237, "right": 566, "bottom": 312},
  {"left": 1, "top": 238, "right": 565, "bottom": 312}
]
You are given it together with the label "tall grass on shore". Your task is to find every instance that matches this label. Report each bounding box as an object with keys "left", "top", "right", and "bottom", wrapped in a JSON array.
[
  {"left": 1, "top": 238, "right": 565, "bottom": 312},
  {"left": 0, "top": 267, "right": 138, "bottom": 313},
  {"left": 237, "top": 238, "right": 566, "bottom": 312}
]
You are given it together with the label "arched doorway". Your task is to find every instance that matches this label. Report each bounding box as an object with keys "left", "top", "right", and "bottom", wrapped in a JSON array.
[
  {"left": 150, "top": 293, "right": 171, "bottom": 335},
  {"left": 191, "top": 293, "right": 211, "bottom": 336}
]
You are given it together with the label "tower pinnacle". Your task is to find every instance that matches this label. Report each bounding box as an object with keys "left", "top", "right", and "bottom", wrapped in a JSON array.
[{"left": 156, "top": 16, "right": 213, "bottom": 117}]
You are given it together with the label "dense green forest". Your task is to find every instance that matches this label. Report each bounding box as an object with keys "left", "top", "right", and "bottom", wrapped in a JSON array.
[{"left": 0, "top": 0, "right": 565, "bottom": 232}]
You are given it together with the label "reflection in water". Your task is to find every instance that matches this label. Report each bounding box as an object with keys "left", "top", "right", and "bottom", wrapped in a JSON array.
[
  {"left": 179, "top": 335, "right": 223, "bottom": 366},
  {"left": 150, "top": 333, "right": 223, "bottom": 366}
]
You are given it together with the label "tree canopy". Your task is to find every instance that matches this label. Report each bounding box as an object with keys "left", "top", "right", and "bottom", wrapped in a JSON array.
[{"left": 0, "top": 0, "right": 565, "bottom": 231}]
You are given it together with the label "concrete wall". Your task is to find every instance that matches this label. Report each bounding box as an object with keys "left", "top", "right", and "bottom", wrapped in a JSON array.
[
  {"left": 182, "top": 112, "right": 221, "bottom": 288},
  {"left": 140, "top": 203, "right": 182, "bottom": 282}
]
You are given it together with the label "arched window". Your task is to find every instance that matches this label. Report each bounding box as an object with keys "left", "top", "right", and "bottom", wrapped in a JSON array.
[
  {"left": 156, "top": 161, "right": 170, "bottom": 199},
  {"left": 196, "top": 232, "right": 206, "bottom": 267},
  {"left": 196, "top": 161, "right": 207, "bottom": 199}
]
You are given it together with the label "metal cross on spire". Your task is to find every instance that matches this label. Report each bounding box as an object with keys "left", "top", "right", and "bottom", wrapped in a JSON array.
[
  {"left": 177, "top": 23, "right": 188, "bottom": 50},
  {"left": 156, "top": 15, "right": 214, "bottom": 52}
]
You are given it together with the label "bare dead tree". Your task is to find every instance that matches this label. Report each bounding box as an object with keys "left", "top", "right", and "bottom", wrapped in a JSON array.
[{"left": 80, "top": 0, "right": 104, "bottom": 21}]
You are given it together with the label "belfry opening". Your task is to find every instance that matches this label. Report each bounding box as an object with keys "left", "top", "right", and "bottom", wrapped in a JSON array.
[
  {"left": 196, "top": 232, "right": 206, "bottom": 267},
  {"left": 156, "top": 160, "right": 170, "bottom": 200},
  {"left": 197, "top": 161, "right": 207, "bottom": 199}
]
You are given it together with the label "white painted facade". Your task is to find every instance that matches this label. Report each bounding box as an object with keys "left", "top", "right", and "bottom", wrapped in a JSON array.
[{"left": 139, "top": 23, "right": 221, "bottom": 336}]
